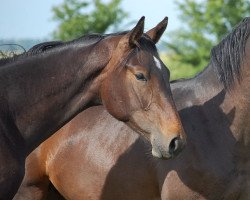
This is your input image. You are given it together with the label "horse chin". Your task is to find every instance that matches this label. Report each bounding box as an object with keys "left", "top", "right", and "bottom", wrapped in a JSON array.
[{"left": 151, "top": 147, "right": 172, "bottom": 159}]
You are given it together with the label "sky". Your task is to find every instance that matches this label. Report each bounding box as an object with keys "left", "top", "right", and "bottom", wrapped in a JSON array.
[{"left": 0, "top": 0, "right": 181, "bottom": 40}]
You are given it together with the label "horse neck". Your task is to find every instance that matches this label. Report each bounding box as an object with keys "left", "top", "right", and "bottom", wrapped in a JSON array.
[
  {"left": 171, "top": 65, "right": 223, "bottom": 110},
  {"left": 2, "top": 41, "right": 112, "bottom": 153},
  {"left": 220, "top": 38, "right": 250, "bottom": 151},
  {"left": 172, "top": 62, "right": 250, "bottom": 161},
  {"left": 229, "top": 38, "right": 250, "bottom": 147}
]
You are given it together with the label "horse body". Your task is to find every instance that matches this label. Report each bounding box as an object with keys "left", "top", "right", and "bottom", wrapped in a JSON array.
[
  {"left": 160, "top": 72, "right": 249, "bottom": 200},
  {"left": 0, "top": 18, "right": 187, "bottom": 199},
  {"left": 14, "top": 106, "right": 159, "bottom": 200},
  {"left": 14, "top": 18, "right": 250, "bottom": 200},
  {"left": 159, "top": 18, "right": 250, "bottom": 199}
]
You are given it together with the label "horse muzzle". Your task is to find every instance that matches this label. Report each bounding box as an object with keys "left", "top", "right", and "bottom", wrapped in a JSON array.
[{"left": 151, "top": 136, "right": 186, "bottom": 159}]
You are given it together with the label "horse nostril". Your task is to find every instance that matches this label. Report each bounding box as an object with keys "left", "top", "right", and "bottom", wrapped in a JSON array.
[{"left": 169, "top": 137, "right": 181, "bottom": 156}]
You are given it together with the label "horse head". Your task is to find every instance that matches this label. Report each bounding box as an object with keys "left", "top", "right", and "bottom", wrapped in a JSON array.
[{"left": 100, "top": 17, "right": 186, "bottom": 159}]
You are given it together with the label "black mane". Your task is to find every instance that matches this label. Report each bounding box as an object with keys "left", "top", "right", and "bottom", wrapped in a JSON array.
[
  {"left": 0, "top": 32, "right": 130, "bottom": 66},
  {"left": 26, "top": 31, "right": 130, "bottom": 54},
  {"left": 211, "top": 17, "right": 250, "bottom": 89}
]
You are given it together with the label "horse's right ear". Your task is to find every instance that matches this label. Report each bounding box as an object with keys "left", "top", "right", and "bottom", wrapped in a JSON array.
[
  {"left": 146, "top": 17, "right": 168, "bottom": 44},
  {"left": 128, "top": 16, "right": 145, "bottom": 47}
]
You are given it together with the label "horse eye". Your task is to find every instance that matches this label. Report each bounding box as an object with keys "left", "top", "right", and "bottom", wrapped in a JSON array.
[{"left": 135, "top": 73, "right": 147, "bottom": 81}]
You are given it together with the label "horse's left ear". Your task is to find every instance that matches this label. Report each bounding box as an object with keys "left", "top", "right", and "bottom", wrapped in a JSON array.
[{"left": 146, "top": 17, "right": 168, "bottom": 44}]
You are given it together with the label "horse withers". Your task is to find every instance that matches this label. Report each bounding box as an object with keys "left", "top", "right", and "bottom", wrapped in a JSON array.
[{"left": 0, "top": 17, "right": 186, "bottom": 199}]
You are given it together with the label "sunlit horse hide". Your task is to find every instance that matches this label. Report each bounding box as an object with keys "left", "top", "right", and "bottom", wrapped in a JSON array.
[{"left": 0, "top": 17, "right": 187, "bottom": 199}]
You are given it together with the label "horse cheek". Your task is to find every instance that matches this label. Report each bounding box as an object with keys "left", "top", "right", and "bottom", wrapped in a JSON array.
[{"left": 100, "top": 77, "right": 129, "bottom": 122}]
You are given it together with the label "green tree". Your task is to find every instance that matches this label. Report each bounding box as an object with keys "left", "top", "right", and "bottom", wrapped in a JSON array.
[
  {"left": 166, "top": 0, "right": 250, "bottom": 79},
  {"left": 52, "top": 0, "right": 128, "bottom": 40}
]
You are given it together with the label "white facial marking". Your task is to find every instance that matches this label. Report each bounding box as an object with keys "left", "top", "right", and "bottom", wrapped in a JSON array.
[{"left": 153, "top": 56, "right": 162, "bottom": 70}]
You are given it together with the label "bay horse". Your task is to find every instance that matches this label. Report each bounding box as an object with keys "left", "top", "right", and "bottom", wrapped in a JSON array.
[
  {"left": 0, "top": 17, "right": 187, "bottom": 199},
  {"left": 15, "top": 17, "right": 250, "bottom": 200}
]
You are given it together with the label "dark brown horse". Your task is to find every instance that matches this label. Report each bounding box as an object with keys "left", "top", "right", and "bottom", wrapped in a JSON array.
[
  {"left": 0, "top": 17, "right": 187, "bottom": 199},
  {"left": 15, "top": 17, "right": 250, "bottom": 200}
]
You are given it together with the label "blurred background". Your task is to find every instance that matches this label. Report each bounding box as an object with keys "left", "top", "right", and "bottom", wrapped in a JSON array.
[{"left": 1, "top": 0, "right": 249, "bottom": 80}]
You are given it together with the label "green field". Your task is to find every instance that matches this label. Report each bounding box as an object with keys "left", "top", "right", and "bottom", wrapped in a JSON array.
[{"left": 160, "top": 53, "right": 205, "bottom": 81}]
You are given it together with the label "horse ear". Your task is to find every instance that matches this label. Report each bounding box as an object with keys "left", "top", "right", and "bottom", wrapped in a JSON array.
[
  {"left": 146, "top": 17, "right": 168, "bottom": 44},
  {"left": 128, "top": 16, "right": 145, "bottom": 47},
  {"left": 108, "top": 17, "right": 144, "bottom": 65}
]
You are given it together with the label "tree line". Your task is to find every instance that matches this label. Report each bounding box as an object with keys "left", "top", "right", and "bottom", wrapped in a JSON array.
[{"left": 51, "top": 0, "right": 250, "bottom": 79}]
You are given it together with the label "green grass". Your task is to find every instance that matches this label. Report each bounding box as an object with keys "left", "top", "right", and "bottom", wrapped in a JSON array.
[{"left": 160, "top": 53, "right": 204, "bottom": 81}]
